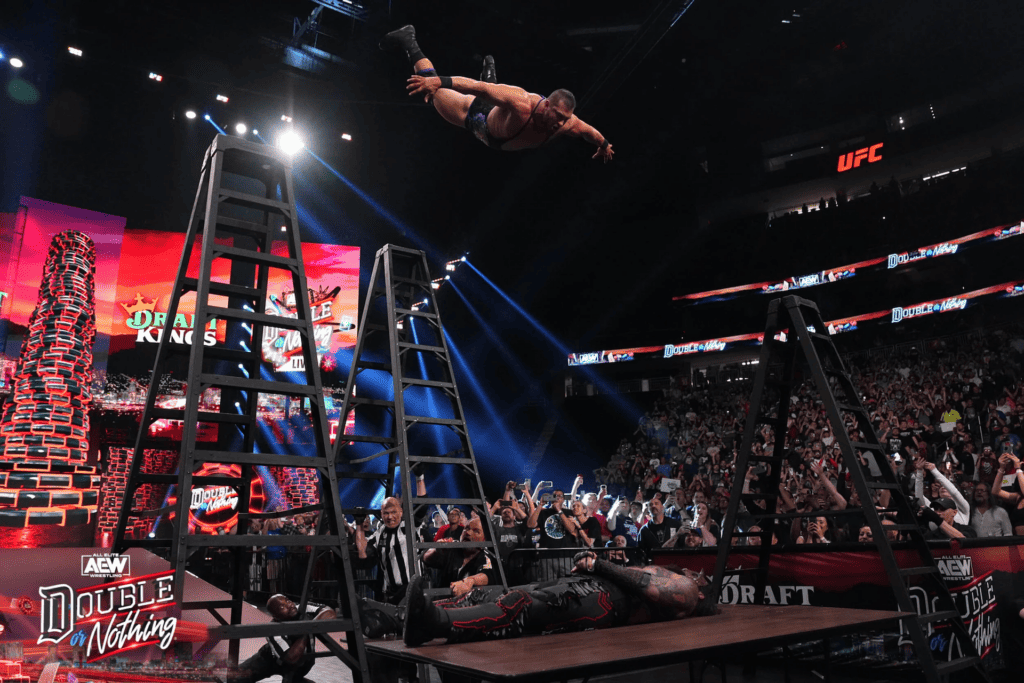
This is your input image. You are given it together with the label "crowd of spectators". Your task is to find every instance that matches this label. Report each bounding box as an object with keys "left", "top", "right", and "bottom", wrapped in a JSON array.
[
  {"left": 586, "top": 325, "right": 1024, "bottom": 551},
  {"left": 324, "top": 325, "right": 1024, "bottom": 615}
]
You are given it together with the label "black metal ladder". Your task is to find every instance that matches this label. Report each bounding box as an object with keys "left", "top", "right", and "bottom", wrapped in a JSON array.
[
  {"left": 333, "top": 244, "right": 508, "bottom": 594},
  {"left": 711, "top": 295, "right": 987, "bottom": 683},
  {"left": 112, "top": 134, "right": 369, "bottom": 682}
]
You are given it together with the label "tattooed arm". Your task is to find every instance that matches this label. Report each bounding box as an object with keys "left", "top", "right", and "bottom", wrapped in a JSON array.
[{"left": 571, "top": 552, "right": 703, "bottom": 618}]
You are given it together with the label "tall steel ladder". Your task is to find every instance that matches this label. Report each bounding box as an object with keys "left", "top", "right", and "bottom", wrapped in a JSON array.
[
  {"left": 334, "top": 244, "right": 508, "bottom": 594},
  {"left": 711, "top": 295, "right": 987, "bottom": 683},
  {"left": 112, "top": 134, "right": 369, "bottom": 682}
]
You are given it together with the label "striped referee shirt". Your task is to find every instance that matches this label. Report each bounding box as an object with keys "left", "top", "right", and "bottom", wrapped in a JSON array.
[{"left": 368, "top": 524, "right": 417, "bottom": 599}]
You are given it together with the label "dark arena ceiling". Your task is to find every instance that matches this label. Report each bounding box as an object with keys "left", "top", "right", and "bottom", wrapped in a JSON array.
[{"left": 5, "top": 0, "right": 1024, "bottom": 379}]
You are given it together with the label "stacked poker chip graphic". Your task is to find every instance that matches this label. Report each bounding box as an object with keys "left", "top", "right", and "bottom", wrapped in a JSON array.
[{"left": 0, "top": 231, "right": 100, "bottom": 532}]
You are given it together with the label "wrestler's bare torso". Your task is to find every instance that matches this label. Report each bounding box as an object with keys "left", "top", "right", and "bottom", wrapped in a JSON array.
[{"left": 486, "top": 92, "right": 579, "bottom": 151}]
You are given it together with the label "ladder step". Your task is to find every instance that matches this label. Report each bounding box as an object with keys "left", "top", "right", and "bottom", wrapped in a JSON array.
[
  {"left": 865, "top": 482, "right": 900, "bottom": 490},
  {"left": 396, "top": 307, "right": 437, "bottom": 319},
  {"left": 186, "top": 534, "right": 341, "bottom": 547},
  {"left": 182, "top": 277, "right": 261, "bottom": 301},
  {"left": 918, "top": 610, "right": 960, "bottom": 625},
  {"left": 202, "top": 346, "right": 258, "bottom": 363},
  {"left": 336, "top": 472, "right": 388, "bottom": 480},
  {"left": 193, "top": 450, "right": 328, "bottom": 468},
  {"left": 402, "top": 378, "right": 454, "bottom": 389},
  {"left": 404, "top": 416, "right": 463, "bottom": 426},
  {"left": 216, "top": 188, "right": 292, "bottom": 215},
  {"left": 850, "top": 441, "right": 885, "bottom": 451},
  {"left": 192, "top": 475, "right": 249, "bottom": 486},
  {"left": 350, "top": 397, "right": 395, "bottom": 408},
  {"left": 209, "top": 618, "right": 359, "bottom": 640},
  {"left": 356, "top": 361, "right": 391, "bottom": 372},
  {"left": 890, "top": 523, "right": 920, "bottom": 533},
  {"left": 150, "top": 408, "right": 250, "bottom": 424},
  {"left": 181, "top": 600, "right": 236, "bottom": 610},
  {"left": 213, "top": 214, "right": 275, "bottom": 238},
  {"left": 408, "top": 455, "right": 473, "bottom": 465},
  {"left": 900, "top": 566, "right": 940, "bottom": 577},
  {"left": 206, "top": 306, "right": 308, "bottom": 330},
  {"left": 340, "top": 434, "right": 397, "bottom": 445},
  {"left": 212, "top": 244, "right": 297, "bottom": 270},
  {"left": 747, "top": 455, "right": 776, "bottom": 463},
  {"left": 835, "top": 403, "right": 863, "bottom": 412},
  {"left": 138, "top": 474, "right": 178, "bottom": 484},
  {"left": 199, "top": 374, "right": 318, "bottom": 396},
  {"left": 365, "top": 323, "right": 388, "bottom": 332},
  {"left": 933, "top": 657, "right": 981, "bottom": 677},
  {"left": 392, "top": 276, "right": 431, "bottom": 288},
  {"left": 398, "top": 342, "right": 446, "bottom": 354}
]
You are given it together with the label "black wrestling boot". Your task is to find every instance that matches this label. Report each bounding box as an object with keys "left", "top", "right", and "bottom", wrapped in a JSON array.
[
  {"left": 481, "top": 55, "right": 497, "bottom": 83},
  {"left": 403, "top": 575, "right": 444, "bottom": 647},
  {"left": 379, "top": 25, "right": 425, "bottom": 65}
]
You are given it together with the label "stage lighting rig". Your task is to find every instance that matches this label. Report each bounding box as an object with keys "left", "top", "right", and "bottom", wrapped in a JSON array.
[
  {"left": 185, "top": 110, "right": 197, "bottom": 119},
  {"left": 67, "top": 46, "right": 83, "bottom": 56},
  {"left": 277, "top": 131, "right": 304, "bottom": 155},
  {"left": 148, "top": 72, "right": 163, "bottom": 81},
  {"left": 10, "top": 57, "right": 24, "bottom": 68},
  {"left": 281, "top": 114, "right": 293, "bottom": 122},
  {"left": 216, "top": 94, "right": 229, "bottom": 103},
  {"left": 341, "top": 133, "right": 352, "bottom": 141},
  {"left": 235, "top": 123, "right": 247, "bottom": 134}
]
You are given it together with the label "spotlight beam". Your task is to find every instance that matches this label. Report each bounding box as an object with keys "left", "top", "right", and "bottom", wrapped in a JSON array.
[
  {"left": 305, "top": 147, "right": 439, "bottom": 257},
  {"left": 203, "top": 116, "right": 227, "bottom": 135},
  {"left": 465, "top": 261, "right": 568, "bottom": 354}
]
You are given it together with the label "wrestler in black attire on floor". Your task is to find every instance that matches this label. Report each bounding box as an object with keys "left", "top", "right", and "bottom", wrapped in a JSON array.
[{"left": 403, "top": 552, "right": 719, "bottom": 645}]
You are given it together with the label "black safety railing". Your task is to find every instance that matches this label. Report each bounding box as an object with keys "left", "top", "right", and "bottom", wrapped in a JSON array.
[{"left": 504, "top": 546, "right": 646, "bottom": 585}]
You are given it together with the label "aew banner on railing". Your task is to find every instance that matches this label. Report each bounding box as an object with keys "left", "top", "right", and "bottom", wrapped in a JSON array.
[{"left": 655, "top": 541, "right": 1024, "bottom": 672}]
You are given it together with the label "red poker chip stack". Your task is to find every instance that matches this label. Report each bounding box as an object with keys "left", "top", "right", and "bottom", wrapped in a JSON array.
[{"left": 0, "top": 231, "right": 99, "bottom": 529}]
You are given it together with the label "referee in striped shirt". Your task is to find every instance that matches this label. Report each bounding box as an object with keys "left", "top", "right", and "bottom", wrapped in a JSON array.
[{"left": 355, "top": 475, "right": 427, "bottom": 605}]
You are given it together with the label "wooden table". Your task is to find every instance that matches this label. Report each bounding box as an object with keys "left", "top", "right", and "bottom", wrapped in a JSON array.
[{"left": 366, "top": 604, "right": 907, "bottom": 683}]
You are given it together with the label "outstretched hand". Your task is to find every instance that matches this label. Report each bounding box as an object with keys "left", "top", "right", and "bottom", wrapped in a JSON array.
[
  {"left": 593, "top": 143, "right": 614, "bottom": 163},
  {"left": 572, "top": 551, "right": 597, "bottom": 573},
  {"left": 407, "top": 75, "right": 440, "bottom": 103}
]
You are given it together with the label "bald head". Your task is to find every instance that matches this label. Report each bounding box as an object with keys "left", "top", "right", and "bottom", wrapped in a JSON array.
[{"left": 267, "top": 594, "right": 298, "bottom": 621}]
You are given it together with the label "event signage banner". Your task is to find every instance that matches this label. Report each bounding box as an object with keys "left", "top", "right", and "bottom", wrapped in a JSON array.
[{"left": 655, "top": 543, "right": 1024, "bottom": 671}]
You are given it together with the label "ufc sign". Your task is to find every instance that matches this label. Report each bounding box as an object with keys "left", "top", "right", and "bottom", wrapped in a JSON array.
[{"left": 837, "top": 142, "right": 883, "bottom": 172}]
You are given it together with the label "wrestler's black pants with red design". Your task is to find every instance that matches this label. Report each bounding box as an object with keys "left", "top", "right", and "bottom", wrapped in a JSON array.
[{"left": 431, "top": 577, "right": 627, "bottom": 642}]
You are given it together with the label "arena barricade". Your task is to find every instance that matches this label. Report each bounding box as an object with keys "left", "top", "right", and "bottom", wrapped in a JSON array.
[
  {"left": 653, "top": 536, "right": 1024, "bottom": 675},
  {"left": 504, "top": 546, "right": 646, "bottom": 585}
]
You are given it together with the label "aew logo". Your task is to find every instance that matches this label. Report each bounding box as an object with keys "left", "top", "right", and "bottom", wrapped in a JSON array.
[
  {"left": 81, "top": 554, "right": 131, "bottom": 578},
  {"left": 936, "top": 555, "right": 973, "bottom": 582}
]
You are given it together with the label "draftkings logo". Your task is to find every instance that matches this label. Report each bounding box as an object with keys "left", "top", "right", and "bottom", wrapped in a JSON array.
[{"left": 81, "top": 553, "right": 131, "bottom": 579}]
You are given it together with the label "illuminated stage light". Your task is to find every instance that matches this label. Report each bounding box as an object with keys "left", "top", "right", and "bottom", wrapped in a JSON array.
[
  {"left": 242, "top": 304, "right": 253, "bottom": 312},
  {"left": 446, "top": 264, "right": 456, "bottom": 272},
  {"left": 204, "top": 114, "right": 210, "bottom": 120},
  {"left": 235, "top": 123, "right": 247, "bottom": 134},
  {"left": 431, "top": 282, "right": 440, "bottom": 289},
  {"left": 445, "top": 275, "right": 450, "bottom": 280},
  {"left": 185, "top": 110, "right": 197, "bottom": 119},
  {"left": 10, "top": 57, "right": 24, "bottom": 68},
  {"left": 216, "top": 94, "right": 229, "bottom": 103},
  {"left": 67, "top": 47, "right": 83, "bottom": 57},
  {"left": 461, "top": 256, "right": 466, "bottom": 261},
  {"left": 253, "top": 128, "right": 259, "bottom": 135},
  {"left": 341, "top": 133, "right": 352, "bottom": 141},
  {"left": 277, "top": 131, "right": 304, "bottom": 156},
  {"left": 148, "top": 72, "right": 163, "bottom": 82},
  {"left": 281, "top": 114, "right": 293, "bottom": 122},
  {"left": 281, "top": 225, "right": 287, "bottom": 231}
]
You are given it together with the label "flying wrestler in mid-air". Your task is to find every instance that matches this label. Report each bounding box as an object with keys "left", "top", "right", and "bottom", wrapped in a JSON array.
[{"left": 381, "top": 25, "right": 614, "bottom": 162}]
